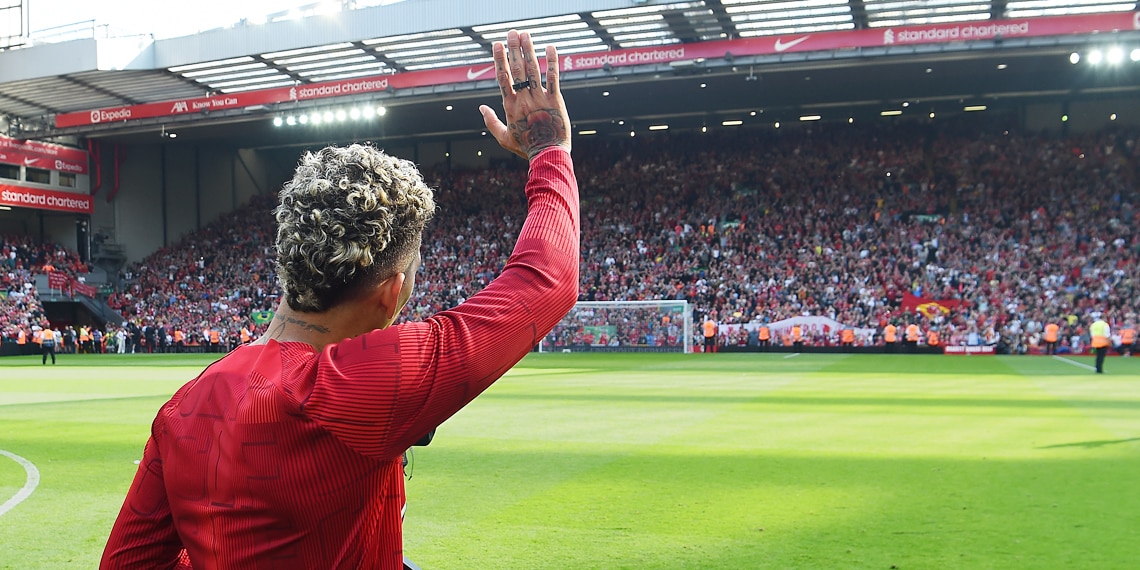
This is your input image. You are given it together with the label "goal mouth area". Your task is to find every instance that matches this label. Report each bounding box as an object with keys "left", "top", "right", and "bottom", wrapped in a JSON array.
[{"left": 538, "top": 300, "right": 693, "bottom": 354}]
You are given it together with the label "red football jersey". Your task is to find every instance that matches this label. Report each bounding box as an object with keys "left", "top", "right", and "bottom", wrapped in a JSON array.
[{"left": 101, "top": 148, "right": 579, "bottom": 569}]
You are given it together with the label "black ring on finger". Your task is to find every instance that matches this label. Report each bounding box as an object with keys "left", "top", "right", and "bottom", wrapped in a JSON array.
[{"left": 512, "top": 78, "right": 535, "bottom": 91}]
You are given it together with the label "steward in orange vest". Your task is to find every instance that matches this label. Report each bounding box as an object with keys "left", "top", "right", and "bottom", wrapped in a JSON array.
[
  {"left": 841, "top": 328, "right": 855, "bottom": 346},
  {"left": 702, "top": 319, "right": 718, "bottom": 353},
  {"left": 883, "top": 324, "right": 898, "bottom": 352},
  {"left": 1043, "top": 323, "right": 1060, "bottom": 355},
  {"left": 1120, "top": 325, "right": 1135, "bottom": 357},
  {"left": 905, "top": 323, "right": 920, "bottom": 352}
]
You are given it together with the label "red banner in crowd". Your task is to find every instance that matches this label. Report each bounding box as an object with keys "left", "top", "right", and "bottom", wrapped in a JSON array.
[
  {"left": 55, "top": 11, "right": 1140, "bottom": 129},
  {"left": 0, "top": 184, "right": 94, "bottom": 213},
  {"left": 0, "top": 135, "right": 88, "bottom": 174},
  {"left": 47, "top": 271, "right": 69, "bottom": 290},
  {"left": 902, "top": 292, "right": 961, "bottom": 318},
  {"left": 72, "top": 279, "right": 97, "bottom": 297},
  {"left": 43, "top": 272, "right": 97, "bottom": 297}
]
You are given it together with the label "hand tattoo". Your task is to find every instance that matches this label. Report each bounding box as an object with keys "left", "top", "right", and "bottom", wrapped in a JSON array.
[{"left": 509, "top": 108, "right": 567, "bottom": 158}]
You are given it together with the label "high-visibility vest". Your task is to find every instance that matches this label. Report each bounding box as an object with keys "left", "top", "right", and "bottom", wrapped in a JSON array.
[
  {"left": 17, "top": 330, "right": 26, "bottom": 345},
  {"left": 1090, "top": 320, "right": 1110, "bottom": 348},
  {"left": 906, "top": 324, "right": 920, "bottom": 341},
  {"left": 841, "top": 329, "right": 855, "bottom": 343},
  {"left": 884, "top": 324, "right": 897, "bottom": 343},
  {"left": 1044, "top": 323, "right": 1059, "bottom": 343},
  {"left": 1122, "top": 327, "right": 1136, "bottom": 345},
  {"left": 240, "top": 328, "right": 251, "bottom": 343},
  {"left": 703, "top": 320, "right": 716, "bottom": 338},
  {"left": 926, "top": 330, "right": 940, "bottom": 346},
  {"left": 32, "top": 330, "right": 43, "bottom": 345},
  {"left": 173, "top": 330, "right": 184, "bottom": 343},
  {"left": 209, "top": 330, "right": 221, "bottom": 343},
  {"left": 792, "top": 325, "right": 803, "bottom": 341},
  {"left": 758, "top": 327, "right": 771, "bottom": 341}
]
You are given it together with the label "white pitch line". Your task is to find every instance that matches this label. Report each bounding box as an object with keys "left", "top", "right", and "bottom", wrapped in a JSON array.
[
  {"left": 1052, "top": 355, "right": 1097, "bottom": 372},
  {"left": 784, "top": 353, "right": 800, "bottom": 359},
  {"left": 0, "top": 449, "right": 40, "bottom": 518}
]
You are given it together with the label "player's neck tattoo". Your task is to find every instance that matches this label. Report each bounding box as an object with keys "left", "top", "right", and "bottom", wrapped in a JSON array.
[{"left": 266, "top": 314, "right": 331, "bottom": 339}]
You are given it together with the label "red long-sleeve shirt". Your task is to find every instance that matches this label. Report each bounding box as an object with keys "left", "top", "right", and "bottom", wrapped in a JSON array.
[{"left": 101, "top": 147, "right": 579, "bottom": 569}]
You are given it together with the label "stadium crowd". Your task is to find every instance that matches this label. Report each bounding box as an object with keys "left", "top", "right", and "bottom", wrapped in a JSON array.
[
  {"left": 1, "top": 234, "right": 90, "bottom": 344},
  {"left": 4, "top": 117, "right": 1139, "bottom": 354}
]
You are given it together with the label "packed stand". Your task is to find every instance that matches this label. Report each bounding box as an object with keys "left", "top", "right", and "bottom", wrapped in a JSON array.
[
  {"left": 1, "top": 235, "right": 91, "bottom": 345},
  {"left": 107, "top": 192, "right": 278, "bottom": 353},
  {"left": 101, "top": 117, "right": 1140, "bottom": 354}
]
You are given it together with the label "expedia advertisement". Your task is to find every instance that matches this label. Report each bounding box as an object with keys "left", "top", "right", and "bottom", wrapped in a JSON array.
[{"left": 0, "top": 135, "right": 88, "bottom": 175}]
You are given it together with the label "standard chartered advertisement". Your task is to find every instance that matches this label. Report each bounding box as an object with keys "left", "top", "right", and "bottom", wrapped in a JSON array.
[{"left": 0, "top": 184, "right": 93, "bottom": 214}]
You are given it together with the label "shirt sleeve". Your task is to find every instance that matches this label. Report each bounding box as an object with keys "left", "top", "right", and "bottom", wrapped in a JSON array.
[
  {"left": 100, "top": 421, "right": 185, "bottom": 570},
  {"left": 303, "top": 147, "right": 580, "bottom": 459}
]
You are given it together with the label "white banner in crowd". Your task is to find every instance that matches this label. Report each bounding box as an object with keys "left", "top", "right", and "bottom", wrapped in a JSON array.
[{"left": 718, "top": 316, "right": 877, "bottom": 339}]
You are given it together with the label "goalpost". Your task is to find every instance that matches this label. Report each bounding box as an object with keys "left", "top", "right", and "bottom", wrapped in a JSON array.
[{"left": 537, "top": 300, "right": 693, "bottom": 353}]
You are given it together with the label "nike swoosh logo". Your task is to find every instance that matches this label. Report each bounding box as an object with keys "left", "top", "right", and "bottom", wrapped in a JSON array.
[
  {"left": 774, "top": 36, "right": 810, "bottom": 52},
  {"left": 23, "top": 158, "right": 38, "bottom": 166},
  {"left": 467, "top": 65, "right": 495, "bottom": 81}
]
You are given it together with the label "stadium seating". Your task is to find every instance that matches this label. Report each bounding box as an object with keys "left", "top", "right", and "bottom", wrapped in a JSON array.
[
  {"left": 12, "top": 117, "right": 1139, "bottom": 352},
  {"left": 1, "top": 235, "right": 88, "bottom": 344}
]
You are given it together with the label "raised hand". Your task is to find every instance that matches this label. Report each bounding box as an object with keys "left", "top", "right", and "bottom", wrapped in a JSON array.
[{"left": 479, "top": 30, "right": 571, "bottom": 160}]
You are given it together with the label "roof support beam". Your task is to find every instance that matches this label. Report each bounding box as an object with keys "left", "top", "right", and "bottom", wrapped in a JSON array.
[
  {"left": 848, "top": 0, "right": 869, "bottom": 29},
  {"left": 704, "top": 0, "right": 737, "bottom": 39},
  {"left": 578, "top": 13, "right": 618, "bottom": 51},
  {"left": 458, "top": 26, "right": 496, "bottom": 68},
  {"left": 254, "top": 54, "right": 305, "bottom": 84},
  {"left": 60, "top": 75, "right": 142, "bottom": 107},
  {"left": 0, "top": 90, "right": 60, "bottom": 115},
  {"left": 991, "top": 0, "right": 1008, "bottom": 19},
  {"left": 662, "top": 10, "right": 702, "bottom": 44},
  {"left": 359, "top": 40, "right": 407, "bottom": 74}
]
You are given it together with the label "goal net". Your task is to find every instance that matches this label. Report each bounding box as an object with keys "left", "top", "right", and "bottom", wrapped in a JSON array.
[{"left": 538, "top": 300, "right": 693, "bottom": 353}]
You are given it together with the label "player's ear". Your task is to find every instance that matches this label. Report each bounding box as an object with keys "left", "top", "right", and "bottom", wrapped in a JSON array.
[{"left": 379, "top": 271, "right": 407, "bottom": 322}]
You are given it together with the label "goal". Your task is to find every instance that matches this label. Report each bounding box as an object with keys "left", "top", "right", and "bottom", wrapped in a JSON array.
[{"left": 538, "top": 300, "right": 693, "bottom": 353}]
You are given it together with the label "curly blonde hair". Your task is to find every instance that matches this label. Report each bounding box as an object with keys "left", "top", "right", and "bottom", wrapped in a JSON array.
[{"left": 275, "top": 144, "right": 435, "bottom": 312}]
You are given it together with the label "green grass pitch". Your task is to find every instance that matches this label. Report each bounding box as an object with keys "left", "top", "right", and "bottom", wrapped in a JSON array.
[{"left": 1, "top": 352, "right": 1138, "bottom": 569}]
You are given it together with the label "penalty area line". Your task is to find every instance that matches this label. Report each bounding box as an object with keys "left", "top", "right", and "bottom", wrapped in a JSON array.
[
  {"left": 0, "top": 449, "right": 40, "bottom": 518},
  {"left": 1052, "top": 355, "right": 1096, "bottom": 372},
  {"left": 784, "top": 353, "right": 800, "bottom": 359}
]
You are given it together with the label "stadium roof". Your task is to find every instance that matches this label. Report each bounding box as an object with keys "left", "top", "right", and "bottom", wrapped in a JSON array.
[{"left": 2, "top": 0, "right": 1140, "bottom": 146}]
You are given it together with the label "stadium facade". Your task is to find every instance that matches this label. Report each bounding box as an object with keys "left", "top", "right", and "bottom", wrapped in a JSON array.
[{"left": 1, "top": 0, "right": 1140, "bottom": 333}]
